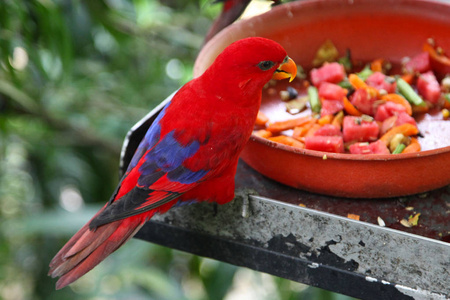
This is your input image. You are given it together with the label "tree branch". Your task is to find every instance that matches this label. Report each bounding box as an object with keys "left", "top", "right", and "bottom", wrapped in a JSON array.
[{"left": 0, "top": 79, "right": 122, "bottom": 157}]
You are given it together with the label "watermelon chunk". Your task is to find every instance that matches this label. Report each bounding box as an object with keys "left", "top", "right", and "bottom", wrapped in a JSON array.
[
  {"left": 310, "top": 62, "right": 346, "bottom": 87},
  {"left": 395, "top": 111, "right": 417, "bottom": 127},
  {"left": 349, "top": 140, "right": 390, "bottom": 155},
  {"left": 350, "top": 88, "right": 377, "bottom": 116},
  {"left": 369, "top": 139, "right": 391, "bottom": 154},
  {"left": 314, "top": 124, "right": 343, "bottom": 137},
  {"left": 318, "top": 82, "right": 346, "bottom": 116},
  {"left": 349, "top": 142, "right": 371, "bottom": 154},
  {"left": 342, "top": 116, "right": 379, "bottom": 142},
  {"left": 366, "top": 72, "right": 396, "bottom": 94},
  {"left": 321, "top": 99, "right": 344, "bottom": 117},
  {"left": 375, "top": 102, "right": 417, "bottom": 127},
  {"left": 305, "top": 136, "right": 344, "bottom": 153},
  {"left": 417, "top": 71, "right": 441, "bottom": 104},
  {"left": 404, "top": 52, "right": 431, "bottom": 73},
  {"left": 380, "top": 115, "right": 398, "bottom": 135},
  {"left": 375, "top": 101, "right": 407, "bottom": 122},
  {"left": 318, "top": 82, "right": 347, "bottom": 101}
]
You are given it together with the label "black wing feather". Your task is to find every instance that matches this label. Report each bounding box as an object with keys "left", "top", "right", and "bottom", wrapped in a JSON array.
[{"left": 89, "top": 187, "right": 180, "bottom": 229}]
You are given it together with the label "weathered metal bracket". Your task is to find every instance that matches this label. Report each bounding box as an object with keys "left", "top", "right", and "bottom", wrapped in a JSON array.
[{"left": 135, "top": 189, "right": 449, "bottom": 300}]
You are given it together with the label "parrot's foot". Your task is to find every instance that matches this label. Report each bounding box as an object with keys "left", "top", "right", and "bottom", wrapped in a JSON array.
[{"left": 234, "top": 188, "right": 259, "bottom": 218}]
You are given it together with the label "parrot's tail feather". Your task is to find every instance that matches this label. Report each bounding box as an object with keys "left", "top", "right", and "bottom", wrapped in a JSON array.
[
  {"left": 49, "top": 222, "right": 121, "bottom": 278},
  {"left": 49, "top": 216, "right": 146, "bottom": 290},
  {"left": 49, "top": 207, "right": 107, "bottom": 271},
  {"left": 65, "top": 223, "right": 118, "bottom": 258}
]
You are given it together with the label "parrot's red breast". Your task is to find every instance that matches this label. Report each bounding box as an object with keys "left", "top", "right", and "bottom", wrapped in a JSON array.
[{"left": 49, "top": 37, "right": 296, "bottom": 289}]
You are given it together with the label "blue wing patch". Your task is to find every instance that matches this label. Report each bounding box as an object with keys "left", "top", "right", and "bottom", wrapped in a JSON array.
[
  {"left": 167, "top": 165, "right": 208, "bottom": 184},
  {"left": 128, "top": 104, "right": 168, "bottom": 171},
  {"left": 148, "top": 131, "right": 200, "bottom": 171},
  {"left": 137, "top": 130, "right": 207, "bottom": 187}
]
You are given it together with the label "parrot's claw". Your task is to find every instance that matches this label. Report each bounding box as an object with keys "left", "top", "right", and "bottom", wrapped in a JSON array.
[{"left": 234, "top": 188, "right": 259, "bottom": 218}]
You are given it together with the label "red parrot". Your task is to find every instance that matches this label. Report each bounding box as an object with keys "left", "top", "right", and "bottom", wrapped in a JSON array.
[
  {"left": 204, "top": 0, "right": 281, "bottom": 43},
  {"left": 49, "top": 37, "right": 297, "bottom": 289}
]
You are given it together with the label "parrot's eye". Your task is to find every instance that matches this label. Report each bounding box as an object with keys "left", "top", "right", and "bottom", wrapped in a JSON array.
[{"left": 258, "top": 60, "right": 275, "bottom": 71}]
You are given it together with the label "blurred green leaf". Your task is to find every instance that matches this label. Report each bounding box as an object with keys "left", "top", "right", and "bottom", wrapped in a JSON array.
[
  {"left": 17, "top": 206, "right": 100, "bottom": 236},
  {"left": 0, "top": 79, "right": 39, "bottom": 111}
]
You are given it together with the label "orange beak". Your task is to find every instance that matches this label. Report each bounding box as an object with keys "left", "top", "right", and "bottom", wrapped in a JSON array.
[{"left": 272, "top": 57, "right": 297, "bottom": 82}]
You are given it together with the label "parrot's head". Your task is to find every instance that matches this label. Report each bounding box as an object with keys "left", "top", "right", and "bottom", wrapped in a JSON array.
[{"left": 202, "top": 37, "right": 297, "bottom": 100}]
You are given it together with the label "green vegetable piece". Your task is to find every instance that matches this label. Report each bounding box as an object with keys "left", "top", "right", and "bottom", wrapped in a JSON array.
[
  {"left": 308, "top": 86, "right": 321, "bottom": 113},
  {"left": 296, "top": 64, "right": 307, "bottom": 79},
  {"left": 408, "top": 213, "right": 421, "bottom": 226},
  {"left": 396, "top": 78, "right": 426, "bottom": 106},
  {"left": 337, "top": 79, "right": 353, "bottom": 90},
  {"left": 286, "top": 96, "right": 308, "bottom": 115},
  {"left": 445, "top": 93, "right": 450, "bottom": 104},
  {"left": 313, "top": 40, "right": 339, "bottom": 67},
  {"left": 356, "top": 65, "right": 373, "bottom": 81},
  {"left": 392, "top": 143, "right": 406, "bottom": 154},
  {"left": 338, "top": 49, "right": 352, "bottom": 72}
]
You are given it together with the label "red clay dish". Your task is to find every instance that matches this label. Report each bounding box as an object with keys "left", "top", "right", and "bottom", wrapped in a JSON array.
[{"left": 195, "top": 0, "right": 450, "bottom": 198}]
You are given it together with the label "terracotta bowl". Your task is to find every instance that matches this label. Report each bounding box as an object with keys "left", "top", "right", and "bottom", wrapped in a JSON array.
[{"left": 194, "top": 0, "right": 450, "bottom": 198}]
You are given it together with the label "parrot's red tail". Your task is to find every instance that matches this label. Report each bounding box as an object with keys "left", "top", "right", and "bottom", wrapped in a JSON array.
[{"left": 49, "top": 213, "right": 145, "bottom": 290}]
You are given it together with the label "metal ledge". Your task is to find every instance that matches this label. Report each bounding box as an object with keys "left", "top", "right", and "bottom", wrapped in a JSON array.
[{"left": 135, "top": 187, "right": 449, "bottom": 300}]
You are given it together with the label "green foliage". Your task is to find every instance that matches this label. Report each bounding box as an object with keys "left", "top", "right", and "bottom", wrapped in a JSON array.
[{"left": 0, "top": 0, "right": 355, "bottom": 299}]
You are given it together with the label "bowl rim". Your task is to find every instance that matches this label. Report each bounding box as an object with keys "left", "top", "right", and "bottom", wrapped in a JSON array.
[{"left": 195, "top": 0, "right": 450, "bottom": 76}]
